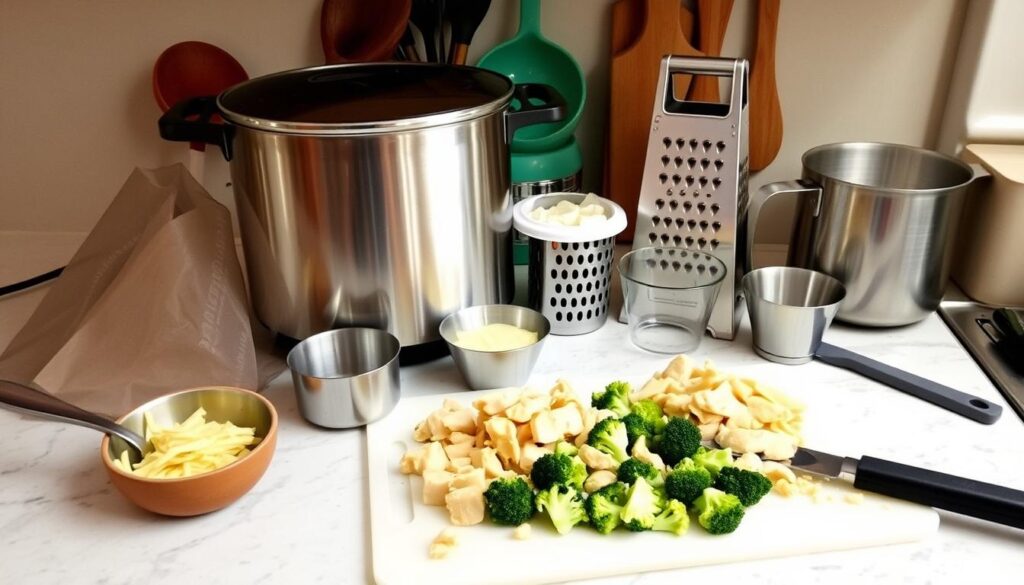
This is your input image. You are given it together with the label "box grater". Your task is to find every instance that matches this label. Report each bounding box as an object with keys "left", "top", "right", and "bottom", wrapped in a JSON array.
[{"left": 622, "top": 55, "right": 749, "bottom": 341}]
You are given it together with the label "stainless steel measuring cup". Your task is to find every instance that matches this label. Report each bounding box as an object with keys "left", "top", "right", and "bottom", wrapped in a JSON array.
[
  {"left": 287, "top": 328, "right": 401, "bottom": 428},
  {"left": 743, "top": 267, "right": 1002, "bottom": 424}
]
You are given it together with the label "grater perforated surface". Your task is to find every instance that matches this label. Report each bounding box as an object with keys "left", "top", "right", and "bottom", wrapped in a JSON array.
[
  {"left": 627, "top": 56, "right": 750, "bottom": 340},
  {"left": 528, "top": 238, "right": 616, "bottom": 335}
]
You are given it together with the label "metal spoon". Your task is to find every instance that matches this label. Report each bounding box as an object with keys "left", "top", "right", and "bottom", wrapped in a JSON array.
[{"left": 0, "top": 379, "right": 146, "bottom": 462}]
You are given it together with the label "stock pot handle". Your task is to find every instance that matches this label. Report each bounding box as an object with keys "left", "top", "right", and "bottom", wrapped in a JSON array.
[
  {"left": 746, "top": 180, "right": 820, "bottom": 273},
  {"left": 505, "top": 83, "right": 567, "bottom": 143},
  {"left": 158, "top": 96, "right": 234, "bottom": 160}
]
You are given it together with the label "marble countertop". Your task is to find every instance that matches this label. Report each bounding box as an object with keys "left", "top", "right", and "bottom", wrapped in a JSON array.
[{"left": 1, "top": 233, "right": 1023, "bottom": 584}]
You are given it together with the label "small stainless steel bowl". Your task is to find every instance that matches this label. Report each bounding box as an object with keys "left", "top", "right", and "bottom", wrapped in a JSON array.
[
  {"left": 286, "top": 328, "right": 401, "bottom": 428},
  {"left": 439, "top": 305, "right": 550, "bottom": 390}
]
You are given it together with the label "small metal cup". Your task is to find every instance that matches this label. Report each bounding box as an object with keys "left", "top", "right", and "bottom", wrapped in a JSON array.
[
  {"left": 439, "top": 305, "right": 550, "bottom": 390},
  {"left": 286, "top": 328, "right": 401, "bottom": 428},
  {"left": 742, "top": 267, "right": 847, "bottom": 365}
]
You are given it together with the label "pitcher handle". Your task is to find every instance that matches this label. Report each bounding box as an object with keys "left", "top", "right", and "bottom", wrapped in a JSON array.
[{"left": 746, "top": 180, "right": 821, "bottom": 273}]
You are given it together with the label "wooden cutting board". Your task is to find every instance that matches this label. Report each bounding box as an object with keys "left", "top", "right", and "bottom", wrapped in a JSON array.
[
  {"left": 688, "top": 0, "right": 735, "bottom": 102},
  {"left": 367, "top": 368, "right": 939, "bottom": 585},
  {"left": 603, "top": 0, "right": 694, "bottom": 202},
  {"left": 607, "top": 0, "right": 703, "bottom": 243}
]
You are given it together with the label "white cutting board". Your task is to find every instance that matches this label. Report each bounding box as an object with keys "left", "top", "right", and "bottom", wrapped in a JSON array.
[{"left": 367, "top": 369, "right": 939, "bottom": 585}]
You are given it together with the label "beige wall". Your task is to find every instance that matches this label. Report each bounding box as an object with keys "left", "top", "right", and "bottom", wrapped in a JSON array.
[{"left": 0, "top": 0, "right": 965, "bottom": 244}]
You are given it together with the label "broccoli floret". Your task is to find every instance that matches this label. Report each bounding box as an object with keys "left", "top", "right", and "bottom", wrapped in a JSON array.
[
  {"left": 586, "top": 418, "right": 630, "bottom": 463},
  {"left": 664, "top": 458, "right": 713, "bottom": 504},
  {"left": 591, "top": 381, "right": 631, "bottom": 417},
  {"left": 617, "top": 457, "right": 662, "bottom": 487},
  {"left": 535, "top": 485, "right": 588, "bottom": 535},
  {"left": 553, "top": 440, "right": 578, "bottom": 458},
  {"left": 651, "top": 499, "right": 690, "bottom": 535},
  {"left": 715, "top": 466, "right": 773, "bottom": 506},
  {"left": 584, "top": 482, "right": 627, "bottom": 534},
  {"left": 693, "top": 487, "right": 745, "bottom": 535},
  {"left": 693, "top": 446, "right": 733, "bottom": 479},
  {"left": 630, "top": 399, "right": 667, "bottom": 434},
  {"left": 483, "top": 476, "right": 535, "bottom": 526},
  {"left": 619, "top": 477, "right": 664, "bottom": 532},
  {"left": 652, "top": 416, "right": 702, "bottom": 465},
  {"left": 621, "top": 412, "right": 651, "bottom": 450},
  {"left": 530, "top": 453, "right": 587, "bottom": 491}
]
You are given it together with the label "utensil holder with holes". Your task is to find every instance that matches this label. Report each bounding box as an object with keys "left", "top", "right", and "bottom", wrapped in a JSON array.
[
  {"left": 513, "top": 193, "right": 628, "bottom": 335},
  {"left": 623, "top": 55, "right": 749, "bottom": 341}
]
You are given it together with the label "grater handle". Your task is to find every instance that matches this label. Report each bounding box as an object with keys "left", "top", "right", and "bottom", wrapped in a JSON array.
[
  {"left": 662, "top": 56, "right": 748, "bottom": 119},
  {"left": 745, "top": 180, "right": 820, "bottom": 273},
  {"left": 666, "top": 56, "right": 739, "bottom": 76}
]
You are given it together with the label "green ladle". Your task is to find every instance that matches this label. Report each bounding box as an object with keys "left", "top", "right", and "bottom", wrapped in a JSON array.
[{"left": 477, "top": 0, "right": 585, "bottom": 153}]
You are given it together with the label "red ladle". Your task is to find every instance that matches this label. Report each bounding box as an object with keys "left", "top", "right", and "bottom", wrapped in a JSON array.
[
  {"left": 152, "top": 41, "right": 248, "bottom": 179},
  {"left": 321, "top": 0, "right": 412, "bottom": 63}
]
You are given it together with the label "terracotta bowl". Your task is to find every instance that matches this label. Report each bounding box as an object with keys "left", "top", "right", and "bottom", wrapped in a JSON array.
[{"left": 100, "top": 386, "right": 278, "bottom": 517}]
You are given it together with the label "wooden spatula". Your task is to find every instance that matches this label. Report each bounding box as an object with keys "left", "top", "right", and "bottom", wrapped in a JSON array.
[
  {"left": 749, "top": 0, "right": 783, "bottom": 171},
  {"left": 610, "top": 0, "right": 693, "bottom": 55},
  {"left": 607, "top": 0, "right": 703, "bottom": 242},
  {"left": 688, "top": 0, "right": 734, "bottom": 102}
]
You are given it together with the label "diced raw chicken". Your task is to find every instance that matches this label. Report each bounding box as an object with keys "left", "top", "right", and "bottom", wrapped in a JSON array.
[
  {"left": 445, "top": 485, "right": 485, "bottom": 525},
  {"left": 423, "top": 469, "right": 454, "bottom": 506},
  {"left": 443, "top": 440, "right": 473, "bottom": 461},
  {"left": 579, "top": 444, "right": 619, "bottom": 471},
  {"left": 631, "top": 436, "right": 665, "bottom": 471},
  {"left": 518, "top": 443, "right": 553, "bottom": 474},
  {"left": 451, "top": 467, "right": 486, "bottom": 491},
  {"left": 423, "top": 441, "right": 450, "bottom": 472},
  {"left": 442, "top": 409, "right": 477, "bottom": 434},
  {"left": 583, "top": 470, "right": 617, "bottom": 493},
  {"left": 484, "top": 417, "right": 521, "bottom": 467}
]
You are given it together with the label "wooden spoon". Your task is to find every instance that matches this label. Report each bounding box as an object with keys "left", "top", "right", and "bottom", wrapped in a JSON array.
[
  {"left": 749, "top": 0, "right": 783, "bottom": 171},
  {"left": 320, "top": 0, "right": 412, "bottom": 64},
  {"left": 688, "top": 0, "right": 734, "bottom": 102}
]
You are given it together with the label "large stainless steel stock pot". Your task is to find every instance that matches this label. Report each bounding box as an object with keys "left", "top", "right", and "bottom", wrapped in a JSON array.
[{"left": 159, "top": 64, "right": 565, "bottom": 346}]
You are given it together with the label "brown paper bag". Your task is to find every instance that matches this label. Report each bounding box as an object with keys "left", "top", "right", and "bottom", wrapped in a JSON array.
[{"left": 0, "top": 165, "right": 277, "bottom": 416}]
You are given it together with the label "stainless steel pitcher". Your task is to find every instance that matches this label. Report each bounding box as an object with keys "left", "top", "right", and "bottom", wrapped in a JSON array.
[{"left": 747, "top": 142, "right": 985, "bottom": 327}]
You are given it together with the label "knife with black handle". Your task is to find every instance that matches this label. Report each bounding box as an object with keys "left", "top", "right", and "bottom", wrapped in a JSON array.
[{"left": 790, "top": 447, "right": 1024, "bottom": 529}]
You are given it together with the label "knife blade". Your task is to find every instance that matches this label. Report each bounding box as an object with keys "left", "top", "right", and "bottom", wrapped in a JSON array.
[{"left": 788, "top": 447, "right": 1024, "bottom": 529}]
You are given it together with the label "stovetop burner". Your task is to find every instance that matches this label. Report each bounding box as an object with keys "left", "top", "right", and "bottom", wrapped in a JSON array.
[{"left": 940, "top": 301, "right": 1024, "bottom": 422}]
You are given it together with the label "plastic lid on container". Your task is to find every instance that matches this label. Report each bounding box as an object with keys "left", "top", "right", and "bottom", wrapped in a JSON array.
[
  {"left": 217, "top": 63, "right": 513, "bottom": 135},
  {"left": 513, "top": 193, "right": 627, "bottom": 243}
]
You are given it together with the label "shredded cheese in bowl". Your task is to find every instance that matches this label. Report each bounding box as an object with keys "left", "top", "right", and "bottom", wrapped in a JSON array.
[{"left": 113, "top": 407, "right": 260, "bottom": 479}]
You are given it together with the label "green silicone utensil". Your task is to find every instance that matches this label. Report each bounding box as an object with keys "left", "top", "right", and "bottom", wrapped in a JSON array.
[{"left": 477, "top": 0, "right": 585, "bottom": 153}]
